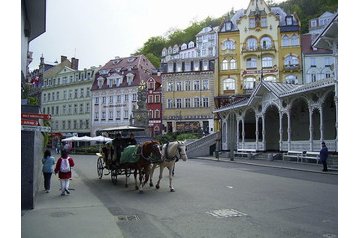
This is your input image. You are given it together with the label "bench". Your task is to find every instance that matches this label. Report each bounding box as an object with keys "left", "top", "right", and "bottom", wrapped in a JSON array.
[
  {"left": 235, "top": 149, "right": 257, "bottom": 159},
  {"left": 302, "top": 151, "right": 320, "bottom": 164},
  {"left": 283, "top": 151, "right": 303, "bottom": 162}
]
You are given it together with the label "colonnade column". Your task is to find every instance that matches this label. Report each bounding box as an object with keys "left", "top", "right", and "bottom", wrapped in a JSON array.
[
  {"left": 309, "top": 107, "right": 313, "bottom": 151},
  {"left": 255, "top": 115, "right": 259, "bottom": 150},
  {"left": 241, "top": 118, "right": 245, "bottom": 149},
  {"left": 287, "top": 111, "right": 291, "bottom": 151},
  {"left": 319, "top": 106, "right": 323, "bottom": 142},
  {"left": 279, "top": 111, "right": 283, "bottom": 151},
  {"left": 262, "top": 113, "right": 266, "bottom": 151}
]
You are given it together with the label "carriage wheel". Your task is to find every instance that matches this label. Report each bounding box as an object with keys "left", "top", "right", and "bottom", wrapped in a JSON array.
[
  {"left": 111, "top": 169, "right": 118, "bottom": 185},
  {"left": 97, "top": 157, "right": 104, "bottom": 179}
]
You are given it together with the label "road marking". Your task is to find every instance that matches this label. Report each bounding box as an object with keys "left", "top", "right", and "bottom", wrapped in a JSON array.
[{"left": 206, "top": 209, "right": 247, "bottom": 218}]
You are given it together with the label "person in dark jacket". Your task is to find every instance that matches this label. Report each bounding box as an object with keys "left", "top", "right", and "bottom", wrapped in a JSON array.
[{"left": 320, "top": 141, "right": 329, "bottom": 172}]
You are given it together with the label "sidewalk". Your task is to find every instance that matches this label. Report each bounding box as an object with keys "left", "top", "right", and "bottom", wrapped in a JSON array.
[
  {"left": 192, "top": 155, "right": 338, "bottom": 175},
  {"left": 21, "top": 169, "right": 124, "bottom": 238}
]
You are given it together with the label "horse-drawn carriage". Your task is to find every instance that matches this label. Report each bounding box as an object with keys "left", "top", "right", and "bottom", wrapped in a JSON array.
[{"left": 95, "top": 126, "right": 189, "bottom": 192}]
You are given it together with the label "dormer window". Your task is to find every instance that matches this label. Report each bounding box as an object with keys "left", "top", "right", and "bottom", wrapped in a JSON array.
[
  {"left": 116, "top": 76, "right": 123, "bottom": 86},
  {"left": 188, "top": 41, "right": 194, "bottom": 48},
  {"left": 126, "top": 73, "right": 134, "bottom": 85},
  {"left": 286, "top": 16, "right": 293, "bottom": 25},
  {"left": 181, "top": 43, "right": 187, "bottom": 50},
  {"left": 97, "top": 77, "right": 104, "bottom": 88},
  {"left": 225, "top": 22, "right": 232, "bottom": 31}
]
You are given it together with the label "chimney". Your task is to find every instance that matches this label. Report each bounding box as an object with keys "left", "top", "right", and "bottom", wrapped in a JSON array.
[
  {"left": 71, "top": 57, "right": 79, "bottom": 70},
  {"left": 61, "top": 55, "right": 67, "bottom": 62}
]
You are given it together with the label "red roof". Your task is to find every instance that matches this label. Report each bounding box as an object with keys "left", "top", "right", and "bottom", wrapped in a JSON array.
[
  {"left": 91, "top": 55, "right": 156, "bottom": 91},
  {"left": 301, "top": 34, "right": 333, "bottom": 55}
]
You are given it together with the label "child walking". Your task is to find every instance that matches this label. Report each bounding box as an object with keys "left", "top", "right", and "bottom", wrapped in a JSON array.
[
  {"left": 42, "top": 150, "right": 55, "bottom": 193},
  {"left": 54, "top": 150, "right": 75, "bottom": 196}
]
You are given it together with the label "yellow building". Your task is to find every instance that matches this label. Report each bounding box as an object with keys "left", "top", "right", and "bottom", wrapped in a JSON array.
[{"left": 215, "top": 0, "right": 302, "bottom": 131}]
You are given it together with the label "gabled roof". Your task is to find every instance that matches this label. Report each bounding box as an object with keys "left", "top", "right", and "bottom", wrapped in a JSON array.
[
  {"left": 301, "top": 34, "right": 332, "bottom": 55},
  {"left": 43, "top": 59, "right": 72, "bottom": 79}
]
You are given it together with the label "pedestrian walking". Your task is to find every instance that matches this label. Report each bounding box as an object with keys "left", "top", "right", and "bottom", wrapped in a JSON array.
[
  {"left": 54, "top": 150, "right": 75, "bottom": 196},
  {"left": 320, "top": 141, "right": 329, "bottom": 172},
  {"left": 42, "top": 150, "right": 55, "bottom": 193}
]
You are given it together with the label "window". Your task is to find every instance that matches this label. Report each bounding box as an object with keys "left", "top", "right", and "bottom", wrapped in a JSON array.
[
  {"left": 202, "top": 98, "right": 209, "bottom": 108},
  {"left": 261, "top": 17, "right": 267, "bottom": 27},
  {"left": 74, "top": 104, "right": 77, "bottom": 114},
  {"left": 86, "top": 103, "right": 90, "bottom": 113},
  {"left": 52, "top": 92, "right": 55, "bottom": 101},
  {"left": 223, "top": 40, "right": 235, "bottom": 50},
  {"left": 194, "top": 98, "right": 200, "bottom": 107},
  {"left": 282, "top": 35, "right": 289, "bottom": 46},
  {"left": 246, "top": 58, "right": 257, "bottom": 69},
  {"left": 230, "top": 59, "right": 237, "bottom": 69},
  {"left": 148, "top": 95, "right": 153, "bottom": 103},
  {"left": 95, "top": 97, "right": 99, "bottom": 105},
  {"left": 249, "top": 18, "right": 255, "bottom": 28},
  {"left": 109, "top": 111, "right": 113, "bottom": 120},
  {"left": 73, "top": 120, "right": 77, "bottom": 129},
  {"left": 291, "top": 34, "right": 299, "bottom": 46},
  {"left": 202, "top": 80, "right": 209, "bottom": 90},
  {"left": 68, "top": 105, "right": 72, "bottom": 115},
  {"left": 284, "top": 55, "right": 299, "bottom": 66},
  {"left": 263, "top": 76, "right": 277, "bottom": 82},
  {"left": 116, "top": 111, "right": 121, "bottom": 120},
  {"left": 154, "top": 110, "right": 160, "bottom": 119},
  {"left": 102, "top": 97, "right": 106, "bottom": 104},
  {"left": 311, "top": 20, "right": 317, "bottom": 28},
  {"left": 69, "top": 90, "right": 72, "bottom": 99},
  {"left": 222, "top": 60, "right": 229, "bottom": 70},
  {"left": 101, "top": 111, "right": 106, "bottom": 120},
  {"left": 167, "top": 82, "right": 174, "bottom": 91},
  {"left": 176, "top": 99, "right": 182, "bottom": 108},
  {"left": 223, "top": 78, "right": 235, "bottom": 90},
  {"left": 86, "top": 88, "right": 90, "bottom": 97},
  {"left": 261, "top": 37, "right": 272, "bottom": 49},
  {"left": 286, "top": 16, "right": 293, "bottom": 25},
  {"left": 247, "top": 38, "right": 257, "bottom": 50},
  {"left": 311, "top": 73, "right": 317, "bottom": 82},
  {"left": 80, "top": 88, "right": 84, "bottom": 97},
  {"left": 117, "top": 95, "right": 121, "bottom": 103},
  {"left": 185, "top": 81, "right": 191, "bottom": 91},
  {"left": 285, "top": 75, "right": 297, "bottom": 84},
  {"left": 74, "top": 89, "right": 78, "bottom": 98},
  {"left": 167, "top": 99, "right": 174, "bottom": 108},
  {"left": 80, "top": 104, "right": 83, "bottom": 114},
  {"left": 124, "top": 94, "right": 128, "bottom": 102},
  {"left": 67, "top": 120, "right": 71, "bottom": 130},
  {"left": 63, "top": 105, "right": 66, "bottom": 115},
  {"left": 310, "top": 57, "right": 316, "bottom": 67},
  {"left": 194, "top": 81, "right": 200, "bottom": 91},
  {"left": 185, "top": 98, "right": 191, "bottom": 108},
  {"left": 62, "top": 121, "right": 66, "bottom": 130},
  {"left": 262, "top": 56, "right": 273, "bottom": 68},
  {"left": 243, "top": 77, "right": 255, "bottom": 89},
  {"left": 56, "top": 92, "right": 59, "bottom": 100},
  {"left": 95, "top": 112, "right": 99, "bottom": 120},
  {"left": 176, "top": 82, "right": 182, "bottom": 91}
]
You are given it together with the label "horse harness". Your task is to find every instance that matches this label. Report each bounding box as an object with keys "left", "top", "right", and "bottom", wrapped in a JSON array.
[{"left": 164, "top": 142, "right": 184, "bottom": 162}]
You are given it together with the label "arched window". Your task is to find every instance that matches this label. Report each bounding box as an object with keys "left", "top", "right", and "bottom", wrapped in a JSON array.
[
  {"left": 223, "top": 78, "right": 235, "bottom": 90},
  {"left": 291, "top": 34, "right": 299, "bottom": 46},
  {"left": 223, "top": 39, "right": 235, "bottom": 50},
  {"left": 181, "top": 43, "right": 187, "bottom": 50},
  {"left": 262, "top": 56, "right": 273, "bottom": 68},
  {"left": 284, "top": 55, "right": 299, "bottom": 66},
  {"left": 247, "top": 37, "right": 257, "bottom": 50},
  {"left": 230, "top": 59, "right": 237, "bottom": 69},
  {"left": 243, "top": 77, "right": 256, "bottom": 89},
  {"left": 246, "top": 57, "right": 257, "bottom": 69},
  {"left": 222, "top": 60, "right": 229, "bottom": 70},
  {"left": 263, "top": 76, "right": 277, "bottom": 82},
  {"left": 261, "top": 36, "right": 272, "bottom": 49},
  {"left": 285, "top": 75, "right": 297, "bottom": 84},
  {"left": 282, "top": 35, "right": 289, "bottom": 46},
  {"left": 188, "top": 41, "right": 195, "bottom": 48}
]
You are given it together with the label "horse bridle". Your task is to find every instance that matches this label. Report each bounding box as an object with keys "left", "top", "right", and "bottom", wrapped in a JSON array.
[{"left": 164, "top": 142, "right": 186, "bottom": 162}]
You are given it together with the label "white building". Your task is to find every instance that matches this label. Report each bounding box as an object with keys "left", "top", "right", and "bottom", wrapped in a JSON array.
[{"left": 90, "top": 55, "right": 156, "bottom": 136}]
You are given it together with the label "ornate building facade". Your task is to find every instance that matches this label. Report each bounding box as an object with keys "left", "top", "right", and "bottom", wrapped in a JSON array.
[
  {"left": 215, "top": 0, "right": 302, "bottom": 131},
  {"left": 160, "top": 26, "right": 218, "bottom": 134}
]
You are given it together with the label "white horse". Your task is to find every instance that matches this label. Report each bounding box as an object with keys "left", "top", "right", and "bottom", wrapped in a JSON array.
[{"left": 149, "top": 141, "right": 188, "bottom": 192}]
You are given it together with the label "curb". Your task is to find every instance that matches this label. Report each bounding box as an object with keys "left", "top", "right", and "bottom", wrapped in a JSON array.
[{"left": 190, "top": 156, "right": 338, "bottom": 175}]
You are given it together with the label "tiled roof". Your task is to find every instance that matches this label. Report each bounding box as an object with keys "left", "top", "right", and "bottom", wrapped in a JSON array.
[
  {"left": 91, "top": 55, "right": 156, "bottom": 91},
  {"left": 301, "top": 34, "right": 332, "bottom": 54}
]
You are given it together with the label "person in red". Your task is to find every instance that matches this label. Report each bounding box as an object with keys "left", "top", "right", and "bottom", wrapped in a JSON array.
[{"left": 54, "top": 150, "right": 75, "bottom": 196}]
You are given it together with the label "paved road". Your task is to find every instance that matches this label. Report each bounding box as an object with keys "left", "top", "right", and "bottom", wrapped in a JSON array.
[{"left": 74, "top": 154, "right": 338, "bottom": 238}]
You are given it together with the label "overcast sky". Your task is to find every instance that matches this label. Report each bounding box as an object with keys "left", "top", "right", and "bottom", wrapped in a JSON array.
[{"left": 29, "top": 0, "right": 286, "bottom": 71}]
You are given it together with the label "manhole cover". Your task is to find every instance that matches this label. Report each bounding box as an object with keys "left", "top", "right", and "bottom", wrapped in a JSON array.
[
  {"left": 323, "top": 234, "right": 337, "bottom": 238},
  {"left": 117, "top": 215, "right": 140, "bottom": 221},
  {"left": 50, "top": 211, "right": 75, "bottom": 217},
  {"left": 206, "top": 209, "right": 247, "bottom": 218}
]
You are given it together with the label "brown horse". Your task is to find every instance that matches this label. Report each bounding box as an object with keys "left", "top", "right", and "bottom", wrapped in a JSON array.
[{"left": 122, "top": 141, "right": 162, "bottom": 192}]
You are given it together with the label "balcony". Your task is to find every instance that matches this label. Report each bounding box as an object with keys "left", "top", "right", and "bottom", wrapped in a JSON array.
[
  {"left": 241, "top": 45, "right": 276, "bottom": 54},
  {"left": 282, "top": 64, "right": 301, "bottom": 72}
]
